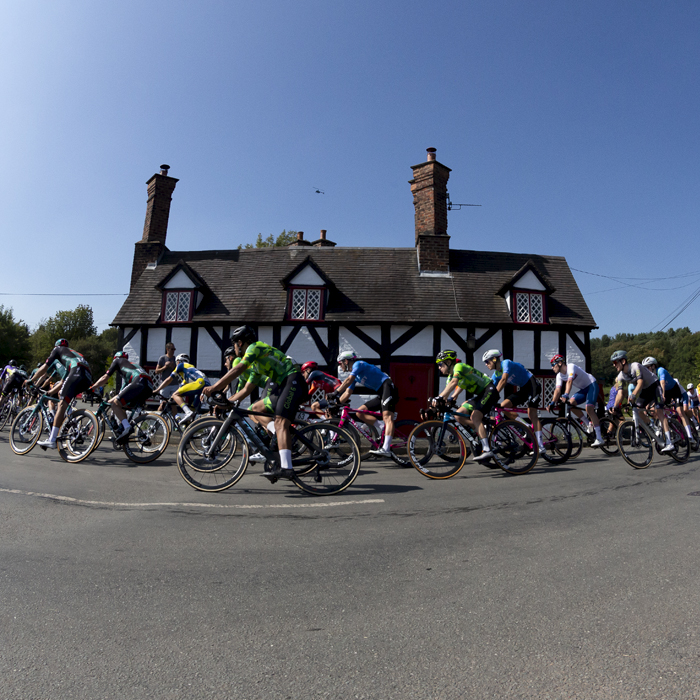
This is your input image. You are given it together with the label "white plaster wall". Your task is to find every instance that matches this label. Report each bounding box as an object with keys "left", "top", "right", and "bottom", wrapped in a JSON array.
[
  {"left": 197, "top": 328, "right": 221, "bottom": 371},
  {"left": 566, "top": 334, "right": 585, "bottom": 366},
  {"left": 440, "top": 327, "right": 467, "bottom": 351},
  {"left": 163, "top": 269, "right": 197, "bottom": 289},
  {"left": 170, "top": 327, "right": 191, "bottom": 358},
  {"left": 123, "top": 330, "right": 141, "bottom": 367},
  {"left": 286, "top": 327, "right": 326, "bottom": 365},
  {"left": 391, "top": 326, "right": 433, "bottom": 356},
  {"left": 339, "top": 326, "right": 381, "bottom": 360},
  {"left": 513, "top": 270, "right": 545, "bottom": 290},
  {"left": 258, "top": 326, "right": 274, "bottom": 346},
  {"left": 540, "top": 330, "right": 560, "bottom": 368},
  {"left": 288, "top": 267, "right": 325, "bottom": 286},
  {"left": 505, "top": 290, "right": 511, "bottom": 313},
  {"left": 146, "top": 328, "right": 167, "bottom": 363},
  {"left": 474, "top": 330, "right": 502, "bottom": 370},
  {"left": 513, "top": 330, "right": 535, "bottom": 369}
]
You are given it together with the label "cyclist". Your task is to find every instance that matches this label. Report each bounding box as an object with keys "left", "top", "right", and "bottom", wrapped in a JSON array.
[
  {"left": 482, "top": 349, "right": 546, "bottom": 452},
  {"left": 302, "top": 361, "right": 341, "bottom": 416},
  {"left": 610, "top": 350, "right": 674, "bottom": 452},
  {"left": 641, "top": 357, "right": 694, "bottom": 441},
  {"left": 0, "top": 361, "right": 28, "bottom": 405},
  {"left": 90, "top": 351, "right": 155, "bottom": 444},
  {"left": 26, "top": 339, "right": 92, "bottom": 450},
  {"left": 203, "top": 325, "right": 306, "bottom": 480},
  {"left": 432, "top": 349, "right": 500, "bottom": 461},
  {"left": 686, "top": 383, "right": 699, "bottom": 426},
  {"left": 329, "top": 351, "right": 398, "bottom": 457},
  {"left": 154, "top": 353, "right": 211, "bottom": 426},
  {"left": 549, "top": 355, "right": 604, "bottom": 448}
]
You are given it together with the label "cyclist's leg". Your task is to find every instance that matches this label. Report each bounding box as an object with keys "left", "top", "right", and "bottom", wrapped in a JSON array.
[{"left": 265, "top": 371, "right": 305, "bottom": 478}]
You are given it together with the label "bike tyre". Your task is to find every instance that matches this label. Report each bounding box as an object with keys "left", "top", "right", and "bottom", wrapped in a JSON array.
[
  {"left": 598, "top": 417, "right": 619, "bottom": 456},
  {"left": 539, "top": 417, "right": 572, "bottom": 465},
  {"left": 389, "top": 419, "right": 419, "bottom": 467},
  {"left": 57, "top": 409, "right": 100, "bottom": 463},
  {"left": 489, "top": 420, "right": 538, "bottom": 475},
  {"left": 667, "top": 417, "right": 689, "bottom": 463},
  {"left": 122, "top": 412, "right": 170, "bottom": 464},
  {"left": 616, "top": 419, "right": 653, "bottom": 468},
  {"left": 407, "top": 420, "right": 469, "bottom": 479},
  {"left": 9, "top": 406, "right": 43, "bottom": 455}
]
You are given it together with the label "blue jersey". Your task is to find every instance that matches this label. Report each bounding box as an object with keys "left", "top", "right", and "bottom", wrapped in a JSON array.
[
  {"left": 498, "top": 360, "right": 533, "bottom": 387},
  {"left": 349, "top": 361, "right": 390, "bottom": 392},
  {"left": 657, "top": 368, "right": 676, "bottom": 389}
]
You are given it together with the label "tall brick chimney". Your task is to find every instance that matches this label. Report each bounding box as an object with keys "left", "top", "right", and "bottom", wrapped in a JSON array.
[
  {"left": 409, "top": 148, "right": 451, "bottom": 274},
  {"left": 130, "top": 165, "right": 179, "bottom": 289}
]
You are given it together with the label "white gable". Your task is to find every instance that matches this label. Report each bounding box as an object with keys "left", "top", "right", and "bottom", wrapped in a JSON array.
[
  {"left": 288, "top": 265, "right": 325, "bottom": 286},
  {"left": 163, "top": 269, "right": 197, "bottom": 289},
  {"left": 512, "top": 269, "right": 545, "bottom": 291}
]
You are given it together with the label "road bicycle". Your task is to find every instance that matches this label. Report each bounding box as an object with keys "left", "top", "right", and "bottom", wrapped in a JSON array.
[
  {"left": 616, "top": 406, "right": 689, "bottom": 469},
  {"left": 553, "top": 402, "right": 619, "bottom": 458},
  {"left": 407, "top": 403, "right": 540, "bottom": 478},
  {"left": 0, "top": 385, "right": 31, "bottom": 431},
  {"left": 176, "top": 396, "right": 360, "bottom": 496}
]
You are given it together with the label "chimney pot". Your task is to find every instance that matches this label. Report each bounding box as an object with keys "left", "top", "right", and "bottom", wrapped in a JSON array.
[
  {"left": 426, "top": 148, "right": 437, "bottom": 162},
  {"left": 297, "top": 231, "right": 304, "bottom": 241},
  {"left": 160, "top": 164, "right": 170, "bottom": 176},
  {"left": 320, "top": 229, "right": 327, "bottom": 240}
]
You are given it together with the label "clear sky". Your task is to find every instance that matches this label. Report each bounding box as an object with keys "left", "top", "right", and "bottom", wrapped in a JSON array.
[{"left": 1, "top": 0, "right": 699, "bottom": 336}]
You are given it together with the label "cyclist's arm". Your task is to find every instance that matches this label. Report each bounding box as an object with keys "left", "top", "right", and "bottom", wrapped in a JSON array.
[
  {"left": 495, "top": 373, "right": 508, "bottom": 393},
  {"left": 204, "top": 363, "right": 246, "bottom": 395},
  {"left": 439, "top": 377, "right": 459, "bottom": 401},
  {"left": 630, "top": 378, "right": 644, "bottom": 404},
  {"left": 154, "top": 374, "right": 175, "bottom": 393},
  {"left": 564, "top": 378, "right": 576, "bottom": 403},
  {"left": 25, "top": 363, "right": 48, "bottom": 386},
  {"left": 659, "top": 379, "right": 666, "bottom": 400},
  {"left": 227, "top": 380, "right": 259, "bottom": 405}
]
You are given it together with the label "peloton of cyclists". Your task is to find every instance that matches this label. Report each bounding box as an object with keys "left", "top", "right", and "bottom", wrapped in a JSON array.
[{"left": 154, "top": 354, "right": 211, "bottom": 426}]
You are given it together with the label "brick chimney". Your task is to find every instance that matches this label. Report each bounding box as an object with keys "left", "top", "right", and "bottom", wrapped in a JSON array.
[
  {"left": 409, "top": 148, "right": 451, "bottom": 274},
  {"left": 130, "top": 165, "right": 179, "bottom": 289},
  {"left": 311, "top": 229, "right": 336, "bottom": 247},
  {"left": 287, "top": 231, "right": 312, "bottom": 247}
]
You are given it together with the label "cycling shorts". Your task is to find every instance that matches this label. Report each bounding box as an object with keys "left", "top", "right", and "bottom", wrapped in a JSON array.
[
  {"left": 59, "top": 366, "right": 92, "bottom": 402},
  {"left": 506, "top": 376, "right": 541, "bottom": 409},
  {"left": 275, "top": 371, "right": 306, "bottom": 421},
  {"left": 176, "top": 377, "right": 207, "bottom": 398},
  {"left": 117, "top": 377, "right": 153, "bottom": 409},
  {"left": 2, "top": 373, "right": 24, "bottom": 395},
  {"left": 467, "top": 383, "right": 499, "bottom": 415},
  {"left": 362, "top": 379, "right": 399, "bottom": 414},
  {"left": 633, "top": 380, "right": 663, "bottom": 409},
  {"left": 571, "top": 381, "right": 598, "bottom": 407},
  {"left": 664, "top": 383, "right": 682, "bottom": 405}
]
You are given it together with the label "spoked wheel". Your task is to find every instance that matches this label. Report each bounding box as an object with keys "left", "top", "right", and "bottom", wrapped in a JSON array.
[
  {"left": 389, "top": 419, "right": 419, "bottom": 467},
  {"left": 57, "top": 409, "right": 100, "bottom": 463},
  {"left": 340, "top": 419, "right": 377, "bottom": 461},
  {"left": 489, "top": 420, "right": 538, "bottom": 475},
  {"left": 291, "top": 423, "right": 361, "bottom": 496},
  {"left": 10, "top": 407, "right": 43, "bottom": 455},
  {"left": 539, "top": 417, "right": 572, "bottom": 465},
  {"left": 598, "top": 417, "right": 619, "bottom": 456},
  {"left": 0, "top": 398, "right": 15, "bottom": 431},
  {"left": 122, "top": 413, "right": 170, "bottom": 464},
  {"left": 563, "top": 419, "right": 585, "bottom": 459},
  {"left": 407, "top": 420, "right": 469, "bottom": 479},
  {"left": 616, "top": 420, "right": 653, "bottom": 468},
  {"left": 177, "top": 419, "right": 249, "bottom": 492},
  {"left": 667, "top": 418, "right": 689, "bottom": 463}
]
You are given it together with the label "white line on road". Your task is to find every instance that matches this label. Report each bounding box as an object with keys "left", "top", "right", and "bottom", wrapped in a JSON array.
[{"left": 0, "top": 487, "right": 385, "bottom": 510}]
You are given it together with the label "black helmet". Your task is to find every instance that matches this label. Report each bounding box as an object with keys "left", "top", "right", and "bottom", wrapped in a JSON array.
[
  {"left": 436, "top": 350, "right": 457, "bottom": 364},
  {"left": 224, "top": 346, "right": 236, "bottom": 358},
  {"left": 230, "top": 325, "right": 256, "bottom": 345},
  {"left": 8, "top": 359, "right": 17, "bottom": 366}
]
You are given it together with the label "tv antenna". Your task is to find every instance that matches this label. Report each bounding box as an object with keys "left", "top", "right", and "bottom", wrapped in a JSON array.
[{"left": 446, "top": 191, "right": 481, "bottom": 211}]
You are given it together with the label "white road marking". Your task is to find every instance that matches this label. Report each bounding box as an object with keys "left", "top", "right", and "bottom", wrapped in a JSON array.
[{"left": 0, "top": 487, "right": 384, "bottom": 510}]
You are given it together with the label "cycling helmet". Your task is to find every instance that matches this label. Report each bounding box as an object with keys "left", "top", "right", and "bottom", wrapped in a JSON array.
[
  {"left": 7, "top": 359, "right": 16, "bottom": 366},
  {"left": 610, "top": 350, "right": 627, "bottom": 363},
  {"left": 301, "top": 361, "right": 318, "bottom": 372},
  {"left": 482, "top": 349, "right": 502, "bottom": 363},
  {"left": 113, "top": 351, "right": 128, "bottom": 360},
  {"left": 55, "top": 338, "right": 69, "bottom": 347},
  {"left": 687, "top": 383, "right": 694, "bottom": 390},
  {"left": 436, "top": 350, "right": 457, "bottom": 364},
  {"left": 19, "top": 365, "right": 26, "bottom": 372},
  {"left": 223, "top": 346, "right": 236, "bottom": 358},
  {"left": 229, "top": 325, "right": 256, "bottom": 345},
  {"left": 550, "top": 354, "right": 565, "bottom": 367},
  {"left": 337, "top": 351, "right": 358, "bottom": 363},
  {"left": 641, "top": 356, "right": 657, "bottom": 367},
  {"left": 175, "top": 353, "right": 190, "bottom": 363}
]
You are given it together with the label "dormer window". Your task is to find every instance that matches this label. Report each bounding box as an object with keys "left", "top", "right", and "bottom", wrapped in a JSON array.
[
  {"left": 514, "top": 291, "right": 545, "bottom": 324},
  {"left": 289, "top": 287, "right": 324, "bottom": 320},
  {"left": 163, "top": 290, "right": 194, "bottom": 323},
  {"left": 499, "top": 261, "right": 553, "bottom": 326}
]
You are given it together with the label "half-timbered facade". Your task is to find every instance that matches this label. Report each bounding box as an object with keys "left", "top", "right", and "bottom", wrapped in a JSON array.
[{"left": 113, "top": 152, "right": 597, "bottom": 420}]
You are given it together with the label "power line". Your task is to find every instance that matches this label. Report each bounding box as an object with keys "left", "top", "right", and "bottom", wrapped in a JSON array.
[{"left": 0, "top": 293, "right": 127, "bottom": 297}]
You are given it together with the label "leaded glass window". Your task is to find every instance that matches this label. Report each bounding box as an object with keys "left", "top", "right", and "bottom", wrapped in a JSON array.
[
  {"left": 162, "top": 291, "right": 193, "bottom": 323},
  {"left": 513, "top": 291, "right": 546, "bottom": 324},
  {"left": 288, "top": 287, "right": 324, "bottom": 321}
]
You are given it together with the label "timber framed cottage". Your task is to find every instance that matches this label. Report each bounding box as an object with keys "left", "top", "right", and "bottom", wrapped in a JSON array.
[{"left": 113, "top": 149, "right": 597, "bottom": 420}]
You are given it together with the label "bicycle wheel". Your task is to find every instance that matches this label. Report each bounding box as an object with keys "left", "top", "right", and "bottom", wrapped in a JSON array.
[
  {"left": 122, "top": 413, "right": 170, "bottom": 464},
  {"left": 407, "top": 420, "right": 469, "bottom": 479},
  {"left": 57, "top": 409, "right": 100, "bottom": 463},
  {"left": 9, "top": 407, "right": 43, "bottom": 455},
  {"left": 291, "top": 423, "right": 361, "bottom": 496},
  {"left": 489, "top": 420, "right": 538, "bottom": 475},
  {"left": 616, "top": 420, "right": 653, "bottom": 468},
  {"left": 688, "top": 422, "right": 700, "bottom": 452},
  {"left": 389, "top": 419, "right": 419, "bottom": 467},
  {"left": 539, "top": 417, "right": 572, "bottom": 465},
  {"left": 556, "top": 419, "right": 584, "bottom": 459},
  {"left": 598, "top": 417, "right": 619, "bottom": 456},
  {"left": 319, "top": 419, "right": 369, "bottom": 461},
  {"left": 177, "top": 419, "right": 249, "bottom": 492},
  {"left": 667, "top": 417, "right": 689, "bottom": 463},
  {"left": 94, "top": 413, "right": 108, "bottom": 450},
  {"left": 0, "top": 397, "right": 15, "bottom": 431}
]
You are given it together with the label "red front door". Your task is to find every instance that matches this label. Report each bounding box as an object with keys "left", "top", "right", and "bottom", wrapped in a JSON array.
[{"left": 390, "top": 362, "right": 434, "bottom": 422}]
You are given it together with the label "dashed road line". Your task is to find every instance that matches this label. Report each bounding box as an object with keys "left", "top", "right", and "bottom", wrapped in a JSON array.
[{"left": 0, "top": 487, "right": 385, "bottom": 510}]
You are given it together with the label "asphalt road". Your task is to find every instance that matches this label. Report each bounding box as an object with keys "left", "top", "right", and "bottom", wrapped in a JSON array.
[{"left": 1, "top": 431, "right": 700, "bottom": 699}]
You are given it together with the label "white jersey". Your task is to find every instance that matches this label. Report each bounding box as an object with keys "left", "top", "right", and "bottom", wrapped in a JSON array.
[{"left": 555, "top": 363, "right": 595, "bottom": 392}]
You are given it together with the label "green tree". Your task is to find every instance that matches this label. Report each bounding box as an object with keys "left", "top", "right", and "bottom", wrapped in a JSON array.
[
  {"left": 0, "top": 305, "right": 31, "bottom": 367},
  {"left": 238, "top": 230, "right": 299, "bottom": 249}
]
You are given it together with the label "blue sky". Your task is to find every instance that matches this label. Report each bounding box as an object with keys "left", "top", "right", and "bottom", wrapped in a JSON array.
[{"left": 1, "top": 0, "right": 699, "bottom": 336}]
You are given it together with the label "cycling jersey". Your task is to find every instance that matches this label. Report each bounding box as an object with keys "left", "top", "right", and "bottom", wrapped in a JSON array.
[
  {"left": 45, "top": 346, "right": 92, "bottom": 376},
  {"left": 171, "top": 362, "right": 209, "bottom": 386},
  {"left": 348, "top": 361, "right": 390, "bottom": 393},
  {"left": 656, "top": 367, "right": 676, "bottom": 389},
  {"left": 231, "top": 357, "right": 267, "bottom": 392},
  {"left": 107, "top": 357, "right": 153, "bottom": 387},
  {"left": 47, "top": 359, "right": 68, "bottom": 381},
  {"left": 239, "top": 342, "right": 297, "bottom": 385},
  {"left": 555, "top": 363, "right": 595, "bottom": 392},
  {"left": 450, "top": 363, "right": 492, "bottom": 396},
  {"left": 498, "top": 360, "right": 533, "bottom": 387},
  {"left": 306, "top": 370, "right": 341, "bottom": 396},
  {"left": 616, "top": 362, "right": 656, "bottom": 390},
  {"left": 606, "top": 385, "right": 619, "bottom": 410}
]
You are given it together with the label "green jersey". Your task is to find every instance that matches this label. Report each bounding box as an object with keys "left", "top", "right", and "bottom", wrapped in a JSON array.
[
  {"left": 239, "top": 342, "right": 297, "bottom": 385},
  {"left": 450, "top": 363, "right": 492, "bottom": 396},
  {"left": 232, "top": 357, "right": 267, "bottom": 392}
]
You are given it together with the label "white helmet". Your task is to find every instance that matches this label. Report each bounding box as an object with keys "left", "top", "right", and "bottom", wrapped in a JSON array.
[
  {"left": 687, "top": 383, "right": 694, "bottom": 390},
  {"left": 482, "top": 349, "right": 502, "bottom": 363},
  {"left": 175, "top": 353, "right": 190, "bottom": 363},
  {"left": 337, "top": 350, "right": 357, "bottom": 364},
  {"left": 641, "top": 356, "right": 657, "bottom": 367}
]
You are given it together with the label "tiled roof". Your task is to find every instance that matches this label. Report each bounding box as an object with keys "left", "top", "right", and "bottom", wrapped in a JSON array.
[{"left": 112, "top": 246, "right": 596, "bottom": 328}]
